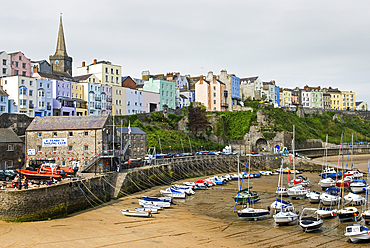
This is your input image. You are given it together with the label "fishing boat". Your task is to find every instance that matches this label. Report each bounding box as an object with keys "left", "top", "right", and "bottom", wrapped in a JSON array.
[
  {"left": 345, "top": 224, "right": 370, "bottom": 243},
  {"left": 16, "top": 168, "right": 63, "bottom": 181},
  {"left": 337, "top": 207, "right": 361, "bottom": 222},
  {"left": 135, "top": 207, "right": 158, "bottom": 214},
  {"left": 344, "top": 192, "right": 366, "bottom": 206},
  {"left": 287, "top": 186, "right": 310, "bottom": 200},
  {"left": 138, "top": 199, "right": 171, "bottom": 208},
  {"left": 320, "top": 187, "right": 341, "bottom": 206},
  {"left": 299, "top": 208, "right": 323, "bottom": 232},
  {"left": 318, "top": 177, "right": 336, "bottom": 188},
  {"left": 306, "top": 191, "right": 321, "bottom": 203},
  {"left": 234, "top": 187, "right": 260, "bottom": 204},
  {"left": 120, "top": 209, "right": 152, "bottom": 218},
  {"left": 320, "top": 167, "right": 342, "bottom": 179}
]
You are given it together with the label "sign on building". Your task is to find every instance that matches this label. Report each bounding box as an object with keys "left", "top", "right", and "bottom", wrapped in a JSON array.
[
  {"left": 42, "top": 138, "right": 68, "bottom": 147},
  {"left": 27, "top": 149, "right": 35, "bottom": 155}
]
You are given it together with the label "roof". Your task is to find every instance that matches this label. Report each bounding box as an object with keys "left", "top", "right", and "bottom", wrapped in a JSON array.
[
  {"left": 73, "top": 74, "right": 93, "bottom": 81},
  {"left": 0, "top": 128, "right": 22, "bottom": 143},
  {"left": 26, "top": 115, "right": 110, "bottom": 131},
  {"left": 240, "top": 76, "right": 259, "bottom": 83},
  {"left": 31, "top": 60, "right": 51, "bottom": 66},
  {"left": 36, "top": 72, "right": 62, "bottom": 80},
  {"left": 216, "top": 79, "right": 225, "bottom": 85},
  {"left": 122, "top": 76, "right": 129, "bottom": 82},
  {"left": 356, "top": 101, "right": 365, "bottom": 106},
  {"left": 117, "top": 127, "right": 146, "bottom": 135},
  {"left": 0, "top": 89, "right": 8, "bottom": 96}
]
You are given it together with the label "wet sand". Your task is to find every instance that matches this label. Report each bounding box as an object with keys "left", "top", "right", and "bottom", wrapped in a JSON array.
[{"left": 1, "top": 159, "right": 370, "bottom": 247}]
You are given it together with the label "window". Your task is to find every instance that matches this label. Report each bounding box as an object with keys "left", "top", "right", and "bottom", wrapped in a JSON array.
[
  {"left": 22, "top": 63, "right": 26, "bottom": 69},
  {"left": 116, "top": 77, "right": 118, "bottom": 83},
  {"left": 111, "top": 76, "right": 113, "bottom": 82},
  {"left": 213, "top": 86, "right": 216, "bottom": 90},
  {"left": 47, "top": 83, "right": 50, "bottom": 89},
  {"left": 15, "top": 70, "right": 18, "bottom": 75},
  {"left": 19, "top": 99, "right": 27, "bottom": 106},
  {"left": 214, "top": 100, "right": 216, "bottom": 104},
  {"left": 15, "top": 61, "right": 19, "bottom": 67},
  {"left": 105, "top": 68, "right": 108, "bottom": 73},
  {"left": 8, "top": 161, "right": 13, "bottom": 168},
  {"left": 2, "top": 68, "right": 6, "bottom": 74},
  {"left": 38, "top": 90, "right": 45, "bottom": 97},
  {"left": 213, "top": 93, "right": 216, "bottom": 97},
  {"left": 53, "top": 147, "right": 57, "bottom": 152},
  {"left": 84, "top": 145, "right": 88, "bottom": 151},
  {"left": 128, "top": 101, "right": 130, "bottom": 106},
  {"left": 105, "top": 75, "right": 108, "bottom": 82},
  {"left": 47, "top": 92, "right": 51, "bottom": 98},
  {"left": 37, "top": 146, "right": 42, "bottom": 152},
  {"left": 68, "top": 145, "right": 73, "bottom": 151},
  {"left": 84, "top": 131, "right": 88, "bottom": 136},
  {"left": 69, "top": 131, "right": 73, "bottom": 136},
  {"left": 2, "top": 59, "right": 6, "bottom": 65},
  {"left": 53, "top": 132, "right": 57, "bottom": 137},
  {"left": 111, "top": 68, "right": 113, "bottom": 74},
  {"left": 7, "top": 144, "right": 14, "bottom": 151},
  {"left": 38, "top": 132, "right": 42, "bottom": 137},
  {"left": 0, "top": 106, "right": 5, "bottom": 112}
]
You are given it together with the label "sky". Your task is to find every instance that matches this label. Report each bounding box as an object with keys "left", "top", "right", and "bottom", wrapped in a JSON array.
[{"left": 1, "top": 0, "right": 370, "bottom": 104}]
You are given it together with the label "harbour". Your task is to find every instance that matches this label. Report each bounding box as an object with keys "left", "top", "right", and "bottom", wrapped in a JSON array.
[{"left": 1, "top": 154, "right": 370, "bottom": 247}]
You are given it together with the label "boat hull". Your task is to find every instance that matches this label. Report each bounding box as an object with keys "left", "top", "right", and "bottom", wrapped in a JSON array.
[
  {"left": 299, "top": 219, "right": 323, "bottom": 232},
  {"left": 120, "top": 209, "right": 152, "bottom": 218},
  {"left": 237, "top": 208, "right": 270, "bottom": 219}
]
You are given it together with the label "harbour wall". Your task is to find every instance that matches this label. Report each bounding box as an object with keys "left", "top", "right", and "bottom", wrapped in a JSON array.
[{"left": 0, "top": 154, "right": 323, "bottom": 221}]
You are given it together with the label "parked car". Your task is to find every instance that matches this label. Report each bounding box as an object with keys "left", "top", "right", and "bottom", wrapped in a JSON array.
[{"left": 0, "top": 169, "right": 17, "bottom": 181}]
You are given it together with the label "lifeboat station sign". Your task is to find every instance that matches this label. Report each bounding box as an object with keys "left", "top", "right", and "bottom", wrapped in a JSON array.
[{"left": 42, "top": 138, "right": 68, "bottom": 147}]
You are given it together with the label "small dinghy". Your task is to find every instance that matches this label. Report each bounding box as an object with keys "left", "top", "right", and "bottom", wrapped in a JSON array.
[
  {"left": 139, "top": 199, "right": 171, "bottom": 208},
  {"left": 299, "top": 208, "right": 323, "bottom": 232},
  {"left": 135, "top": 207, "right": 158, "bottom": 214},
  {"left": 344, "top": 192, "right": 366, "bottom": 206},
  {"left": 345, "top": 224, "right": 370, "bottom": 243},
  {"left": 237, "top": 207, "right": 270, "bottom": 220},
  {"left": 160, "top": 188, "right": 187, "bottom": 199},
  {"left": 142, "top": 196, "right": 172, "bottom": 203},
  {"left": 337, "top": 207, "right": 361, "bottom": 222},
  {"left": 120, "top": 209, "right": 152, "bottom": 218},
  {"left": 306, "top": 191, "right": 321, "bottom": 203}
]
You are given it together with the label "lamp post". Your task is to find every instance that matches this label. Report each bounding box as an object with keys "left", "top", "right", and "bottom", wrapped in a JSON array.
[
  {"left": 18, "top": 157, "right": 22, "bottom": 169},
  {"left": 169, "top": 145, "right": 171, "bottom": 153}
]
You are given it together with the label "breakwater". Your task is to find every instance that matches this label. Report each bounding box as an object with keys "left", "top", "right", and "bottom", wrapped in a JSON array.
[{"left": 0, "top": 154, "right": 323, "bottom": 221}]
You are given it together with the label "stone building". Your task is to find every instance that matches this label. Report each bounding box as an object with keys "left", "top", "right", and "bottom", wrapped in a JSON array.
[
  {"left": 25, "top": 115, "right": 115, "bottom": 171},
  {"left": 0, "top": 128, "right": 23, "bottom": 169},
  {"left": 117, "top": 127, "right": 147, "bottom": 159}
]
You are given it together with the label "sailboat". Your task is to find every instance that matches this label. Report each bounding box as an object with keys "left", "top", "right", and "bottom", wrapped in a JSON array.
[
  {"left": 362, "top": 160, "right": 370, "bottom": 224},
  {"left": 273, "top": 159, "right": 299, "bottom": 225},
  {"left": 287, "top": 125, "right": 310, "bottom": 199},
  {"left": 235, "top": 159, "right": 269, "bottom": 220}
]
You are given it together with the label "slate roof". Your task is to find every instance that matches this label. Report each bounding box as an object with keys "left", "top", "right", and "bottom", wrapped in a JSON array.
[
  {"left": 122, "top": 76, "right": 129, "bottom": 82},
  {"left": 73, "top": 74, "right": 93, "bottom": 81},
  {"left": 26, "top": 115, "right": 110, "bottom": 131},
  {"left": 0, "top": 89, "right": 8, "bottom": 96},
  {"left": 37, "top": 72, "right": 62, "bottom": 80},
  {"left": 0, "top": 128, "right": 22, "bottom": 143},
  {"left": 240, "top": 76, "right": 259, "bottom": 83},
  {"left": 117, "top": 127, "right": 146, "bottom": 135}
]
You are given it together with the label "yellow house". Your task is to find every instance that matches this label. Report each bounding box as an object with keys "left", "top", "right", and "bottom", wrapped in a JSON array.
[
  {"left": 71, "top": 82, "right": 87, "bottom": 116},
  {"left": 282, "top": 89, "right": 292, "bottom": 106},
  {"left": 324, "top": 88, "right": 342, "bottom": 110},
  {"left": 341, "top": 91, "right": 355, "bottom": 110}
]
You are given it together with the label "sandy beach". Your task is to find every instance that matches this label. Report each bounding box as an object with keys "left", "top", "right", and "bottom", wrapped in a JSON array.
[{"left": 1, "top": 156, "right": 370, "bottom": 247}]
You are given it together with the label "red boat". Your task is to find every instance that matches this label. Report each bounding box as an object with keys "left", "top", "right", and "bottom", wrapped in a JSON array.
[
  {"left": 16, "top": 169, "right": 63, "bottom": 181},
  {"left": 40, "top": 166, "right": 75, "bottom": 176}
]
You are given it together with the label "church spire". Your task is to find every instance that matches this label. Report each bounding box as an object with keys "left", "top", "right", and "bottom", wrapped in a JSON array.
[{"left": 54, "top": 13, "right": 68, "bottom": 56}]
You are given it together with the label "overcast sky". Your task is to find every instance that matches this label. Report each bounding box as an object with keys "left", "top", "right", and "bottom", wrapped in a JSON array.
[{"left": 1, "top": 0, "right": 369, "bottom": 104}]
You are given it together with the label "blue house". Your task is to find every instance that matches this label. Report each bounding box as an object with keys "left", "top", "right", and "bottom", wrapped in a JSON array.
[
  {"left": 231, "top": 75, "right": 241, "bottom": 106},
  {"left": 35, "top": 79, "right": 53, "bottom": 117},
  {"left": 0, "top": 89, "right": 8, "bottom": 114}
]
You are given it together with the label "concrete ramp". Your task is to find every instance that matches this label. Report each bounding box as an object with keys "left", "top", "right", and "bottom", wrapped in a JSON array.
[{"left": 112, "top": 172, "right": 127, "bottom": 198}]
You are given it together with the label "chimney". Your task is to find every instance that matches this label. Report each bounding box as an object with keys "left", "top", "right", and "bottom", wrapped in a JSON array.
[
  {"left": 213, "top": 75, "right": 217, "bottom": 82},
  {"left": 94, "top": 59, "right": 97, "bottom": 65},
  {"left": 33, "top": 65, "right": 39, "bottom": 73},
  {"left": 82, "top": 61, "right": 85, "bottom": 67}
]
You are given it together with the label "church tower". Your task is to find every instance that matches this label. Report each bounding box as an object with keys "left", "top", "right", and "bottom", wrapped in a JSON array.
[{"left": 49, "top": 14, "right": 73, "bottom": 76}]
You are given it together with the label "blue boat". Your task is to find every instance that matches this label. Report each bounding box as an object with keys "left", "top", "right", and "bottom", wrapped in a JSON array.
[{"left": 142, "top": 196, "right": 172, "bottom": 203}]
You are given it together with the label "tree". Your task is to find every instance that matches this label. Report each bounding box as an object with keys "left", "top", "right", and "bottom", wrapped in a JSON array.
[{"left": 187, "top": 103, "right": 209, "bottom": 133}]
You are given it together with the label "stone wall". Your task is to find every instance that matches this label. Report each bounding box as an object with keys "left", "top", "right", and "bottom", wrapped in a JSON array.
[{"left": 0, "top": 175, "right": 110, "bottom": 222}]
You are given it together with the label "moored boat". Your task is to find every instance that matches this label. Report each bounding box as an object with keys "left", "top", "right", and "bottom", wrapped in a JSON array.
[
  {"left": 345, "top": 224, "right": 370, "bottom": 243},
  {"left": 299, "top": 208, "right": 323, "bottom": 232},
  {"left": 337, "top": 207, "right": 361, "bottom": 222},
  {"left": 16, "top": 168, "right": 63, "bottom": 181},
  {"left": 120, "top": 209, "right": 152, "bottom": 217},
  {"left": 237, "top": 208, "right": 270, "bottom": 219},
  {"left": 344, "top": 192, "right": 366, "bottom": 206}
]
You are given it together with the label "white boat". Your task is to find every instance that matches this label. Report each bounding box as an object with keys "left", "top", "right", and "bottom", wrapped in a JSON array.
[
  {"left": 273, "top": 211, "right": 299, "bottom": 225},
  {"left": 276, "top": 187, "right": 288, "bottom": 197},
  {"left": 317, "top": 206, "right": 337, "bottom": 219},
  {"left": 345, "top": 224, "right": 370, "bottom": 243},
  {"left": 138, "top": 199, "right": 171, "bottom": 208},
  {"left": 320, "top": 187, "right": 341, "bottom": 206},
  {"left": 299, "top": 208, "right": 323, "bottom": 232},
  {"left": 120, "top": 209, "right": 152, "bottom": 218},
  {"left": 270, "top": 199, "right": 294, "bottom": 212},
  {"left": 259, "top": 171, "right": 273, "bottom": 176},
  {"left": 160, "top": 189, "right": 187, "bottom": 199},
  {"left": 287, "top": 186, "right": 310, "bottom": 199},
  {"left": 344, "top": 192, "right": 366, "bottom": 206},
  {"left": 138, "top": 204, "right": 162, "bottom": 210},
  {"left": 288, "top": 176, "right": 310, "bottom": 187},
  {"left": 237, "top": 208, "right": 270, "bottom": 220},
  {"left": 337, "top": 207, "right": 361, "bottom": 222},
  {"left": 306, "top": 191, "right": 321, "bottom": 203},
  {"left": 344, "top": 170, "right": 364, "bottom": 179},
  {"left": 350, "top": 181, "right": 366, "bottom": 193},
  {"left": 170, "top": 186, "right": 195, "bottom": 195},
  {"left": 183, "top": 182, "right": 196, "bottom": 187},
  {"left": 135, "top": 207, "right": 158, "bottom": 214},
  {"left": 318, "top": 178, "right": 336, "bottom": 188}
]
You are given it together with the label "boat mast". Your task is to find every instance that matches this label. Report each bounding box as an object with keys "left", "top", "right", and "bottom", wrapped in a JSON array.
[
  {"left": 293, "top": 125, "right": 295, "bottom": 180},
  {"left": 336, "top": 133, "right": 343, "bottom": 183},
  {"left": 365, "top": 160, "right": 369, "bottom": 211}
]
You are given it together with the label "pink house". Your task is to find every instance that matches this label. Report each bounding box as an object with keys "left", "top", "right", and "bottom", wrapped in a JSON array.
[
  {"left": 9, "top": 51, "right": 31, "bottom": 77},
  {"left": 195, "top": 75, "right": 227, "bottom": 111},
  {"left": 142, "top": 91, "right": 160, "bottom": 113}
]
